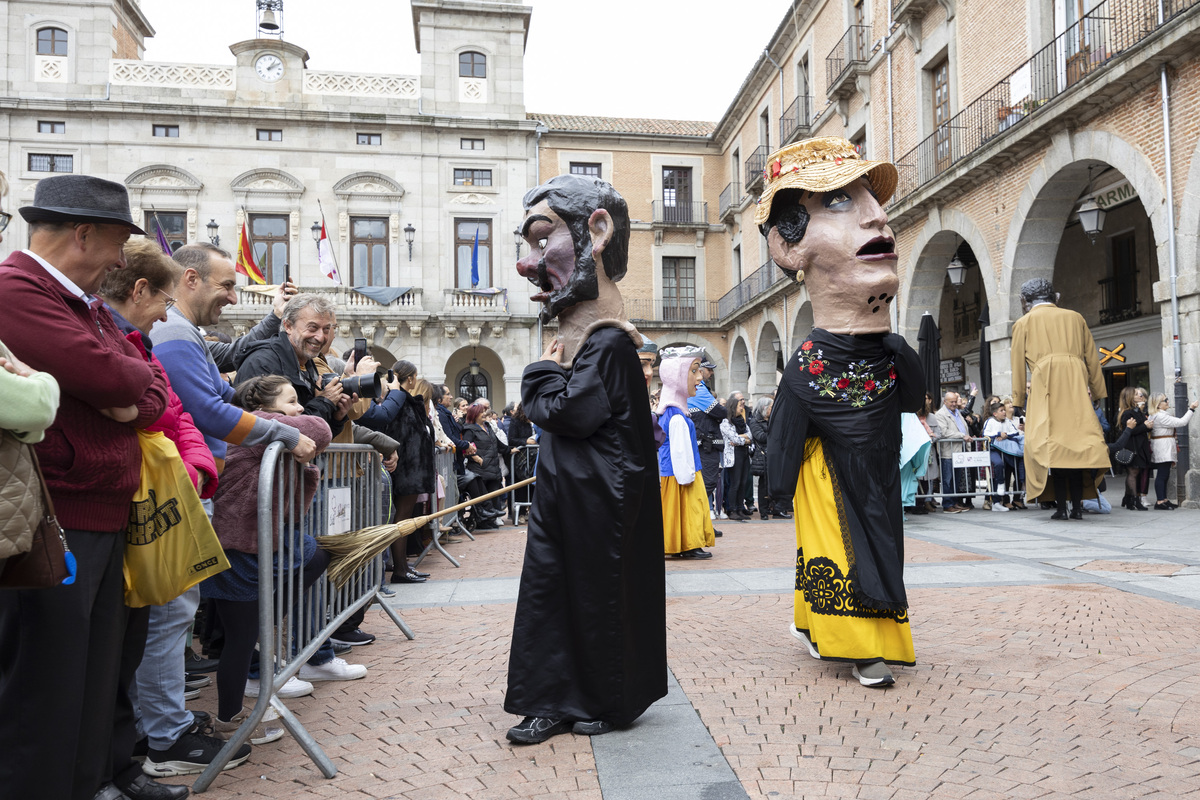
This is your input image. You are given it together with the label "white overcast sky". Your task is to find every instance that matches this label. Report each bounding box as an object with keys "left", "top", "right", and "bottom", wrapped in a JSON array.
[{"left": 139, "top": 0, "right": 794, "bottom": 121}]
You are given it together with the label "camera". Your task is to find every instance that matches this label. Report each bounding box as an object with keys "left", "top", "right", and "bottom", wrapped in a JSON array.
[{"left": 320, "top": 372, "right": 381, "bottom": 400}]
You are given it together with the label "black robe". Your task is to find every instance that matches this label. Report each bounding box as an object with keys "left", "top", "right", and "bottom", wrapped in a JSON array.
[
  {"left": 766, "top": 330, "right": 924, "bottom": 611},
  {"left": 505, "top": 324, "right": 667, "bottom": 726}
]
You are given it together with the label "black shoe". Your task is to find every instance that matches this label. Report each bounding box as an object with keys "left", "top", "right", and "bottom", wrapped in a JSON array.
[
  {"left": 184, "top": 649, "right": 219, "bottom": 674},
  {"left": 572, "top": 719, "right": 614, "bottom": 736},
  {"left": 144, "top": 726, "right": 250, "bottom": 777},
  {"left": 117, "top": 773, "right": 190, "bottom": 800},
  {"left": 772, "top": 511, "right": 793, "bottom": 519},
  {"left": 332, "top": 641, "right": 353, "bottom": 655},
  {"left": 412, "top": 570, "right": 431, "bottom": 578},
  {"left": 506, "top": 716, "right": 573, "bottom": 744},
  {"left": 1133, "top": 499, "right": 1149, "bottom": 511},
  {"left": 761, "top": 514, "right": 769, "bottom": 520},
  {"left": 1121, "top": 495, "right": 1133, "bottom": 509},
  {"left": 1050, "top": 509, "right": 1068, "bottom": 520},
  {"left": 330, "top": 628, "right": 376, "bottom": 647},
  {"left": 745, "top": 506, "right": 757, "bottom": 514},
  {"left": 391, "top": 570, "right": 426, "bottom": 584},
  {"left": 184, "top": 674, "right": 211, "bottom": 691},
  {"left": 1069, "top": 507, "right": 1083, "bottom": 520},
  {"left": 678, "top": 548, "right": 713, "bottom": 559},
  {"left": 713, "top": 529, "right": 723, "bottom": 537}
]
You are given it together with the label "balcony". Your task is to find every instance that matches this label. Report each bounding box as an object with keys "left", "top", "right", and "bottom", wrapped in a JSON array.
[
  {"left": 1098, "top": 275, "right": 1142, "bottom": 325},
  {"left": 626, "top": 298, "right": 721, "bottom": 325},
  {"left": 651, "top": 200, "right": 709, "bottom": 227},
  {"left": 718, "top": 182, "right": 742, "bottom": 222},
  {"left": 717, "top": 259, "right": 789, "bottom": 319},
  {"left": 235, "top": 285, "right": 422, "bottom": 310},
  {"left": 892, "top": 0, "right": 1200, "bottom": 206},
  {"left": 744, "top": 145, "right": 771, "bottom": 194},
  {"left": 780, "top": 95, "right": 814, "bottom": 144},
  {"left": 826, "top": 26, "right": 872, "bottom": 100}
]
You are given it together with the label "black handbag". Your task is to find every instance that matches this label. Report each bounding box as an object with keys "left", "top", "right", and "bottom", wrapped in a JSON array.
[
  {"left": 1114, "top": 448, "right": 1135, "bottom": 466},
  {"left": 0, "top": 441, "right": 76, "bottom": 590}
]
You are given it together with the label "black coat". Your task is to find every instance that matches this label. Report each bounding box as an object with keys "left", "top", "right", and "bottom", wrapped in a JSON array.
[
  {"left": 384, "top": 389, "right": 435, "bottom": 496},
  {"left": 748, "top": 414, "right": 769, "bottom": 475},
  {"left": 462, "top": 422, "right": 502, "bottom": 481},
  {"left": 1118, "top": 408, "right": 1152, "bottom": 468},
  {"left": 505, "top": 325, "right": 666, "bottom": 726},
  {"left": 235, "top": 331, "right": 345, "bottom": 437},
  {"left": 436, "top": 403, "right": 470, "bottom": 475}
]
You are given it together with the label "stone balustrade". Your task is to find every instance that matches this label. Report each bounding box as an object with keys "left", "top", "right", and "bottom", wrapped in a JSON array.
[
  {"left": 110, "top": 60, "right": 235, "bottom": 89},
  {"left": 303, "top": 71, "right": 419, "bottom": 99},
  {"left": 235, "top": 285, "right": 423, "bottom": 310}
]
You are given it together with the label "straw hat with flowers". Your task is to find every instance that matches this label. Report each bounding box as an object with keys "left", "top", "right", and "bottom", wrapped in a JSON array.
[{"left": 753, "top": 137, "right": 898, "bottom": 228}]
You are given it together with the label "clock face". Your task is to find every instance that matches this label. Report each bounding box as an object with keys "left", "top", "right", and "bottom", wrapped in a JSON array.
[{"left": 255, "top": 54, "right": 284, "bottom": 82}]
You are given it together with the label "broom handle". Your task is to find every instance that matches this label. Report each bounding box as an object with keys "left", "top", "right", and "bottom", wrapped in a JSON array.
[{"left": 422, "top": 475, "right": 536, "bottom": 523}]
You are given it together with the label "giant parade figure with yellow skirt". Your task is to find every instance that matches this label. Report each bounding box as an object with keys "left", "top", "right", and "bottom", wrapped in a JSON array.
[
  {"left": 761, "top": 137, "right": 925, "bottom": 688},
  {"left": 656, "top": 347, "right": 717, "bottom": 560}
]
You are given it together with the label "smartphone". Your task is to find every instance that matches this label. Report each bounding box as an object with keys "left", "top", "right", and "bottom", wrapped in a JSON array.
[
  {"left": 387, "top": 369, "right": 394, "bottom": 384},
  {"left": 353, "top": 338, "right": 368, "bottom": 366}
]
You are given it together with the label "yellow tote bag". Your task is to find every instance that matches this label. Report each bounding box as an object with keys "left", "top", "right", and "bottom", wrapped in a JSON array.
[{"left": 124, "top": 430, "right": 230, "bottom": 607}]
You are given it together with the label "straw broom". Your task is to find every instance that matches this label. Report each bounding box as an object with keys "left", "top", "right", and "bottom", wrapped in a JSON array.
[{"left": 320, "top": 476, "right": 536, "bottom": 587}]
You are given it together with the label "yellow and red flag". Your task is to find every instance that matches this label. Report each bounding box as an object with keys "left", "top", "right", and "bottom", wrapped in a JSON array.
[{"left": 235, "top": 221, "right": 266, "bottom": 285}]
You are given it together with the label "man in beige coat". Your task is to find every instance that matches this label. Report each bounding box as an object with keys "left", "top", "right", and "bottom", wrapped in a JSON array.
[{"left": 1011, "top": 278, "right": 1109, "bottom": 519}]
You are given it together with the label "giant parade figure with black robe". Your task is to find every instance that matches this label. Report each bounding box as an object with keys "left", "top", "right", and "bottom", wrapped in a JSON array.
[
  {"left": 762, "top": 138, "right": 925, "bottom": 688},
  {"left": 503, "top": 174, "right": 667, "bottom": 743}
]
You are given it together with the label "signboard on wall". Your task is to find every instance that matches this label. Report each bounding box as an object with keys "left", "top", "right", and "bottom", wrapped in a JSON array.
[{"left": 940, "top": 357, "right": 965, "bottom": 385}]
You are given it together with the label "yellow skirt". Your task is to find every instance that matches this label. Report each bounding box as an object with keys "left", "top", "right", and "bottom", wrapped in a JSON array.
[
  {"left": 662, "top": 472, "right": 715, "bottom": 554},
  {"left": 794, "top": 439, "right": 915, "bottom": 665}
]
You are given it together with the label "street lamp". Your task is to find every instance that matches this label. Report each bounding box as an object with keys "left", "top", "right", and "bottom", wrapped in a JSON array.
[
  {"left": 404, "top": 223, "right": 416, "bottom": 261},
  {"left": 946, "top": 255, "right": 967, "bottom": 290},
  {"left": 206, "top": 219, "right": 220, "bottom": 246},
  {"left": 310, "top": 220, "right": 321, "bottom": 247},
  {"left": 1077, "top": 198, "right": 1106, "bottom": 245},
  {"left": 513, "top": 228, "right": 524, "bottom": 259},
  {"left": 469, "top": 347, "right": 481, "bottom": 376}
]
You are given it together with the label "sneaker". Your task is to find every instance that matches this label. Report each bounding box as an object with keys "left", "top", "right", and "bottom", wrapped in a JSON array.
[
  {"left": 184, "top": 649, "right": 219, "bottom": 674},
  {"left": 982, "top": 500, "right": 992, "bottom": 510},
  {"left": 852, "top": 662, "right": 895, "bottom": 688},
  {"left": 790, "top": 625, "right": 821, "bottom": 660},
  {"left": 330, "top": 628, "right": 376, "bottom": 647},
  {"left": 991, "top": 503, "right": 1010, "bottom": 512},
  {"left": 245, "top": 674, "right": 313, "bottom": 699},
  {"left": 377, "top": 584, "right": 396, "bottom": 598},
  {"left": 944, "top": 506, "right": 966, "bottom": 514},
  {"left": 214, "top": 706, "right": 285, "bottom": 745},
  {"left": 718, "top": 511, "right": 729, "bottom": 520},
  {"left": 183, "top": 686, "right": 201, "bottom": 701},
  {"left": 185, "top": 674, "right": 211, "bottom": 690},
  {"left": 506, "top": 716, "right": 572, "bottom": 744},
  {"left": 298, "top": 656, "right": 367, "bottom": 682},
  {"left": 709, "top": 509, "right": 716, "bottom": 520},
  {"left": 143, "top": 722, "right": 250, "bottom": 777},
  {"left": 572, "top": 719, "right": 613, "bottom": 736},
  {"left": 332, "top": 641, "right": 353, "bottom": 655}
]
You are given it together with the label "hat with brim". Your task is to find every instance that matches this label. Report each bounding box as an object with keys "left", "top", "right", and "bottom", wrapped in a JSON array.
[
  {"left": 753, "top": 136, "right": 898, "bottom": 227},
  {"left": 20, "top": 175, "right": 146, "bottom": 235}
]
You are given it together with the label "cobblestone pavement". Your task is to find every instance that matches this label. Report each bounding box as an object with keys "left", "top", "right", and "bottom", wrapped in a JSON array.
[{"left": 181, "top": 494, "right": 1200, "bottom": 799}]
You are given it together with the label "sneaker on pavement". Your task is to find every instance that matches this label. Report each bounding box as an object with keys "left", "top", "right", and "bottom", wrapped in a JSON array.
[
  {"left": 852, "top": 661, "right": 896, "bottom": 688},
  {"left": 331, "top": 641, "right": 353, "bottom": 656},
  {"left": 991, "top": 503, "right": 1010, "bottom": 512},
  {"left": 718, "top": 511, "right": 729, "bottom": 520},
  {"left": 298, "top": 656, "right": 367, "bottom": 682},
  {"left": 214, "top": 706, "right": 285, "bottom": 745},
  {"left": 143, "top": 722, "right": 250, "bottom": 777},
  {"left": 330, "top": 628, "right": 376, "bottom": 647},
  {"left": 244, "top": 674, "right": 313, "bottom": 699},
  {"left": 183, "top": 686, "right": 201, "bottom": 701},
  {"left": 116, "top": 772, "right": 189, "bottom": 800},
  {"left": 184, "top": 674, "right": 211, "bottom": 690},
  {"left": 184, "top": 649, "right": 219, "bottom": 674},
  {"left": 790, "top": 624, "right": 821, "bottom": 660}
]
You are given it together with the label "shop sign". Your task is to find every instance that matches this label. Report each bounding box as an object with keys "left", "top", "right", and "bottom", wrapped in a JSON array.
[
  {"left": 939, "top": 357, "right": 965, "bottom": 385},
  {"left": 1099, "top": 342, "right": 1126, "bottom": 365}
]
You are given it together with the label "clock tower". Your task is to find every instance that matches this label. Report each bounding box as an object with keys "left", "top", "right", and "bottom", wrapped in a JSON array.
[{"left": 229, "top": 39, "right": 309, "bottom": 101}]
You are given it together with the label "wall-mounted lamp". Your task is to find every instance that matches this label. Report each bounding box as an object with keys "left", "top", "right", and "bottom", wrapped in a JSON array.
[
  {"left": 310, "top": 220, "right": 321, "bottom": 246},
  {"left": 206, "top": 219, "right": 220, "bottom": 246},
  {"left": 404, "top": 223, "right": 416, "bottom": 261},
  {"left": 513, "top": 228, "right": 524, "bottom": 259},
  {"left": 469, "top": 347, "right": 480, "bottom": 376},
  {"left": 772, "top": 338, "right": 782, "bottom": 354},
  {"left": 946, "top": 255, "right": 967, "bottom": 289},
  {"left": 1077, "top": 199, "right": 1106, "bottom": 245}
]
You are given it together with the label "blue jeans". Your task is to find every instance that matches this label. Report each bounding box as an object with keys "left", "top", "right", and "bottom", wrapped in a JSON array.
[
  {"left": 940, "top": 458, "right": 964, "bottom": 508},
  {"left": 133, "top": 586, "right": 201, "bottom": 749}
]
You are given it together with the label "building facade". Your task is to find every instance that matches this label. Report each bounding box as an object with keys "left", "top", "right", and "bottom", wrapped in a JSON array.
[{"left": 3, "top": 0, "right": 1200, "bottom": 498}]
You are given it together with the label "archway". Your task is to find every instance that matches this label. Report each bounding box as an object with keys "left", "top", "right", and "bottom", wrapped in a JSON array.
[
  {"left": 729, "top": 336, "right": 751, "bottom": 398},
  {"left": 754, "top": 321, "right": 783, "bottom": 397},
  {"left": 443, "top": 346, "right": 507, "bottom": 408},
  {"left": 935, "top": 239, "right": 991, "bottom": 397},
  {"left": 791, "top": 300, "right": 814, "bottom": 354}
]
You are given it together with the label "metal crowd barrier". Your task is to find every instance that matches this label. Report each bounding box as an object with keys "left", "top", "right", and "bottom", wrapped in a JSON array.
[
  {"left": 194, "top": 443, "right": 414, "bottom": 792},
  {"left": 507, "top": 444, "right": 538, "bottom": 522},
  {"left": 914, "top": 436, "right": 1027, "bottom": 505},
  {"left": 415, "top": 449, "right": 473, "bottom": 569}
]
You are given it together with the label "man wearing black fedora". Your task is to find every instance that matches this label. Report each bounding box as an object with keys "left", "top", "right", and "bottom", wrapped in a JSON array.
[{"left": 0, "top": 175, "right": 176, "bottom": 800}]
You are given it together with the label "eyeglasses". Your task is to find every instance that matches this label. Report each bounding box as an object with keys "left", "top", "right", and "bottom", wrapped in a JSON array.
[
  {"left": 156, "top": 287, "right": 177, "bottom": 309},
  {"left": 0, "top": 212, "right": 10, "bottom": 233}
]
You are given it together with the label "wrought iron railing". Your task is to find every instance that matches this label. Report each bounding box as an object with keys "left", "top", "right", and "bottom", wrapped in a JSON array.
[
  {"left": 719, "top": 182, "right": 742, "bottom": 219},
  {"left": 893, "top": 0, "right": 1199, "bottom": 203},
  {"left": 826, "top": 26, "right": 871, "bottom": 91},
  {"left": 651, "top": 200, "right": 708, "bottom": 226},
  {"left": 780, "top": 95, "right": 814, "bottom": 143},
  {"left": 1098, "top": 275, "right": 1142, "bottom": 324},
  {"left": 717, "top": 259, "right": 788, "bottom": 319},
  {"left": 745, "top": 145, "right": 771, "bottom": 192},
  {"left": 625, "top": 298, "right": 721, "bottom": 324}
]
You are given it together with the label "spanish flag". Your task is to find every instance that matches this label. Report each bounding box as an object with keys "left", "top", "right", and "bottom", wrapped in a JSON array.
[{"left": 235, "top": 221, "right": 266, "bottom": 285}]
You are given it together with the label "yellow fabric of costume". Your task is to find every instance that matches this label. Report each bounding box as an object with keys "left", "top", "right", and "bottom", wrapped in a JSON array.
[
  {"left": 661, "top": 472, "right": 715, "bottom": 554},
  {"left": 793, "top": 439, "right": 914, "bottom": 665}
]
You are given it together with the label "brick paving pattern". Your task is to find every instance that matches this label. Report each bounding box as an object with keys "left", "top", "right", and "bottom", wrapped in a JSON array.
[{"left": 176, "top": 514, "right": 1200, "bottom": 799}]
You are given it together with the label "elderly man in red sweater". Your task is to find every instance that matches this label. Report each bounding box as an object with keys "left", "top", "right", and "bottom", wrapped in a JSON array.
[{"left": 0, "top": 175, "right": 170, "bottom": 800}]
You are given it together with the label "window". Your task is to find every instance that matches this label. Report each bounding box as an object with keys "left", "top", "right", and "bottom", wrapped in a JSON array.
[
  {"left": 460, "top": 138, "right": 485, "bottom": 150},
  {"left": 453, "top": 168, "right": 492, "bottom": 187},
  {"left": 458, "top": 51, "right": 486, "bottom": 78},
  {"left": 36, "top": 27, "right": 68, "bottom": 56},
  {"left": 851, "top": 132, "right": 866, "bottom": 158},
  {"left": 455, "top": 219, "right": 491, "bottom": 288},
  {"left": 1100, "top": 231, "right": 1140, "bottom": 324},
  {"left": 570, "top": 162, "right": 601, "bottom": 179},
  {"left": 662, "top": 257, "right": 697, "bottom": 321},
  {"left": 38, "top": 121, "right": 65, "bottom": 134},
  {"left": 457, "top": 366, "right": 490, "bottom": 403},
  {"left": 148, "top": 212, "right": 187, "bottom": 252},
  {"left": 153, "top": 124, "right": 179, "bottom": 138},
  {"left": 28, "top": 153, "right": 73, "bottom": 173},
  {"left": 733, "top": 244, "right": 742, "bottom": 284},
  {"left": 759, "top": 108, "right": 771, "bottom": 150},
  {"left": 662, "top": 167, "right": 694, "bottom": 223},
  {"left": 797, "top": 55, "right": 811, "bottom": 97},
  {"left": 256, "top": 129, "right": 282, "bottom": 142},
  {"left": 350, "top": 217, "right": 389, "bottom": 286},
  {"left": 853, "top": 0, "right": 869, "bottom": 59},
  {"left": 249, "top": 215, "right": 289, "bottom": 285},
  {"left": 356, "top": 132, "right": 381, "bottom": 146},
  {"left": 932, "top": 58, "right": 951, "bottom": 172}
]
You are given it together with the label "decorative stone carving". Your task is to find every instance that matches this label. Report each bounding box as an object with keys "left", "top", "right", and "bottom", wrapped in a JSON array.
[
  {"left": 338, "top": 324, "right": 352, "bottom": 339},
  {"left": 110, "top": 60, "right": 234, "bottom": 89},
  {"left": 489, "top": 322, "right": 505, "bottom": 338},
  {"left": 125, "top": 165, "right": 204, "bottom": 191},
  {"left": 458, "top": 77, "right": 487, "bottom": 103},
  {"left": 230, "top": 169, "right": 305, "bottom": 197},
  {"left": 449, "top": 193, "right": 492, "bottom": 205},
  {"left": 333, "top": 172, "right": 404, "bottom": 200},
  {"left": 443, "top": 324, "right": 458, "bottom": 339},
  {"left": 187, "top": 207, "right": 197, "bottom": 242},
  {"left": 236, "top": 208, "right": 245, "bottom": 228},
  {"left": 407, "top": 321, "right": 424, "bottom": 338},
  {"left": 233, "top": 325, "right": 248, "bottom": 337},
  {"left": 338, "top": 212, "right": 349, "bottom": 243},
  {"left": 389, "top": 214, "right": 400, "bottom": 242},
  {"left": 132, "top": 207, "right": 143, "bottom": 228},
  {"left": 142, "top": 174, "right": 188, "bottom": 187},
  {"left": 466, "top": 326, "right": 482, "bottom": 346},
  {"left": 304, "top": 71, "right": 418, "bottom": 99},
  {"left": 290, "top": 211, "right": 300, "bottom": 242},
  {"left": 37, "top": 56, "right": 68, "bottom": 83},
  {"left": 360, "top": 324, "right": 376, "bottom": 341},
  {"left": 384, "top": 326, "right": 399, "bottom": 341}
]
